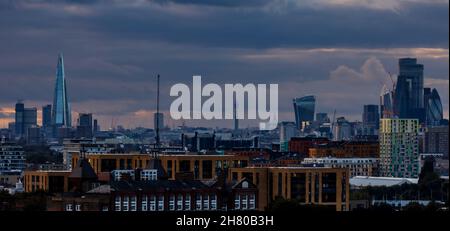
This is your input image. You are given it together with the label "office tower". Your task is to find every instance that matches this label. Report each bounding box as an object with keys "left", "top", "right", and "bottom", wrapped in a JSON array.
[
  {"left": 363, "top": 105, "right": 379, "bottom": 128},
  {"left": 380, "top": 85, "right": 394, "bottom": 118},
  {"left": 8, "top": 122, "right": 15, "bottom": 135},
  {"left": 424, "top": 126, "right": 448, "bottom": 158},
  {"left": 27, "top": 127, "right": 41, "bottom": 144},
  {"left": 333, "top": 117, "right": 352, "bottom": 141},
  {"left": 23, "top": 108, "right": 37, "bottom": 135},
  {"left": 316, "top": 113, "right": 329, "bottom": 124},
  {"left": 279, "top": 121, "right": 297, "bottom": 151},
  {"left": 14, "top": 101, "right": 24, "bottom": 137},
  {"left": 394, "top": 58, "right": 425, "bottom": 122},
  {"left": 52, "top": 53, "right": 71, "bottom": 128},
  {"left": 76, "top": 113, "right": 93, "bottom": 138},
  {"left": 93, "top": 119, "right": 99, "bottom": 134},
  {"left": 153, "top": 112, "right": 164, "bottom": 130},
  {"left": 362, "top": 105, "right": 379, "bottom": 136},
  {"left": 233, "top": 102, "right": 239, "bottom": 131},
  {"left": 293, "top": 95, "right": 316, "bottom": 130},
  {"left": 42, "top": 104, "right": 53, "bottom": 139},
  {"left": 379, "top": 118, "right": 420, "bottom": 178},
  {"left": 42, "top": 104, "right": 52, "bottom": 128},
  {"left": 14, "top": 101, "right": 37, "bottom": 139},
  {"left": 425, "top": 88, "right": 443, "bottom": 126}
]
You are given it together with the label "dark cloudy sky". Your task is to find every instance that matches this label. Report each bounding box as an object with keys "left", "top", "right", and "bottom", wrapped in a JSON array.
[{"left": 0, "top": 0, "right": 448, "bottom": 129}]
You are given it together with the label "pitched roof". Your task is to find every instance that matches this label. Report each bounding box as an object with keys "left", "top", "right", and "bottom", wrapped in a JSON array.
[
  {"left": 87, "top": 184, "right": 111, "bottom": 194},
  {"left": 69, "top": 158, "right": 98, "bottom": 179},
  {"left": 232, "top": 177, "right": 257, "bottom": 189},
  {"left": 109, "top": 180, "right": 211, "bottom": 192},
  {"left": 350, "top": 176, "right": 418, "bottom": 187}
]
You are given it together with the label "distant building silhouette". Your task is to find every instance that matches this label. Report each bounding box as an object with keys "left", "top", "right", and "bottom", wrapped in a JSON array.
[
  {"left": 293, "top": 95, "right": 315, "bottom": 130},
  {"left": 14, "top": 100, "right": 37, "bottom": 139},
  {"left": 153, "top": 112, "right": 164, "bottom": 130},
  {"left": 76, "top": 113, "right": 93, "bottom": 138},
  {"left": 362, "top": 105, "right": 379, "bottom": 135}
]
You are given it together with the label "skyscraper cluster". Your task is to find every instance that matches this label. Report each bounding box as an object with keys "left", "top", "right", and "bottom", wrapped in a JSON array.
[
  {"left": 11, "top": 54, "right": 100, "bottom": 144},
  {"left": 286, "top": 57, "right": 447, "bottom": 179},
  {"left": 385, "top": 58, "right": 444, "bottom": 126}
]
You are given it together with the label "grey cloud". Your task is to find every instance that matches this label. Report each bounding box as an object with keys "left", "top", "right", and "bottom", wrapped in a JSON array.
[{"left": 0, "top": 0, "right": 448, "bottom": 129}]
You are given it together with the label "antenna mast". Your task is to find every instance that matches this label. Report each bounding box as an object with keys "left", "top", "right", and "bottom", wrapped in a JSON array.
[{"left": 155, "top": 74, "right": 161, "bottom": 158}]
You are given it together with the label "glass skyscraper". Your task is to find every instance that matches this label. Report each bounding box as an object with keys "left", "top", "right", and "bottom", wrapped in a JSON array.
[
  {"left": 380, "top": 84, "right": 394, "bottom": 118},
  {"left": 42, "top": 104, "right": 52, "bottom": 128},
  {"left": 425, "top": 88, "right": 443, "bottom": 126},
  {"left": 14, "top": 101, "right": 37, "bottom": 138},
  {"left": 293, "top": 95, "right": 315, "bottom": 129},
  {"left": 394, "top": 58, "right": 425, "bottom": 122},
  {"left": 51, "top": 53, "right": 71, "bottom": 128}
]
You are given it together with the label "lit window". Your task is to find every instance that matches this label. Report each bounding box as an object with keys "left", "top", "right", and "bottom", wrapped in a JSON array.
[
  {"left": 75, "top": 204, "right": 81, "bottom": 211},
  {"left": 211, "top": 194, "right": 217, "bottom": 210},
  {"left": 150, "top": 195, "right": 156, "bottom": 211},
  {"left": 242, "top": 194, "right": 248, "bottom": 210},
  {"left": 177, "top": 194, "right": 183, "bottom": 210},
  {"left": 65, "top": 204, "right": 73, "bottom": 211},
  {"left": 169, "top": 194, "right": 175, "bottom": 211},
  {"left": 123, "top": 196, "right": 129, "bottom": 211},
  {"left": 130, "top": 196, "right": 137, "bottom": 211},
  {"left": 142, "top": 195, "right": 148, "bottom": 211},
  {"left": 185, "top": 194, "right": 191, "bottom": 211},
  {"left": 203, "top": 194, "right": 209, "bottom": 210},
  {"left": 234, "top": 194, "right": 240, "bottom": 210},
  {"left": 115, "top": 196, "right": 121, "bottom": 211},
  {"left": 157, "top": 195, "right": 164, "bottom": 211},
  {"left": 196, "top": 193, "right": 202, "bottom": 211},
  {"left": 249, "top": 194, "right": 256, "bottom": 209}
]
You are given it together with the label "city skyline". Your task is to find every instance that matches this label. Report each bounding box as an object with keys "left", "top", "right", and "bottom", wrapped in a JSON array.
[{"left": 0, "top": 0, "right": 448, "bottom": 129}]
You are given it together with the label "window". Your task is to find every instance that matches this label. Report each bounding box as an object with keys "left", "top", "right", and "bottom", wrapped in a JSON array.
[
  {"left": 141, "top": 170, "right": 157, "bottom": 181},
  {"left": 203, "top": 194, "right": 209, "bottom": 210},
  {"left": 169, "top": 194, "right": 175, "bottom": 211},
  {"left": 234, "top": 194, "right": 240, "bottom": 210},
  {"left": 211, "top": 194, "right": 217, "bottom": 210},
  {"left": 130, "top": 196, "right": 137, "bottom": 211},
  {"left": 65, "top": 204, "right": 73, "bottom": 211},
  {"left": 202, "top": 160, "right": 213, "bottom": 179},
  {"left": 157, "top": 195, "right": 164, "bottom": 211},
  {"left": 242, "top": 194, "right": 248, "bottom": 210},
  {"left": 75, "top": 204, "right": 81, "bottom": 211},
  {"left": 177, "top": 194, "right": 183, "bottom": 211},
  {"left": 115, "top": 196, "right": 121, "bottom": 211},
  {"left": 249, "top": 194, "right": 255, "bottom": 209},
  {"left": 185, "top": 194, "right": 191, "bottom": 211},
  {"left": 142, "top": 195, "right": 148, "bottom": 211},
  {"left": 150, "top": 195, "right": 156, "bottom": 211},
  {"left": 123, "top": 196, "right": 129, "bottom": 211},
  {"left": 196, "top": 193, "right": 202, "bottom": 211}
]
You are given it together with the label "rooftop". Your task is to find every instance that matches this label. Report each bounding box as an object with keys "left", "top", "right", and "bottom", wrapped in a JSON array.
[{"left": 350, "top": 176, "right": 418, "bottom": 187}]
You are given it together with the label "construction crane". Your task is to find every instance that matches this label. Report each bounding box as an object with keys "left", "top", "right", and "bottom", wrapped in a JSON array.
[{"left": 388, "top": 71, "right": 396, "bottom": 91}]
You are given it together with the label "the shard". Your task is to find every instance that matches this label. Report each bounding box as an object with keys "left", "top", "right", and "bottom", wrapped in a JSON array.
[{"left": 52, "top": 53, "right": 71, "bottom": 127}]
